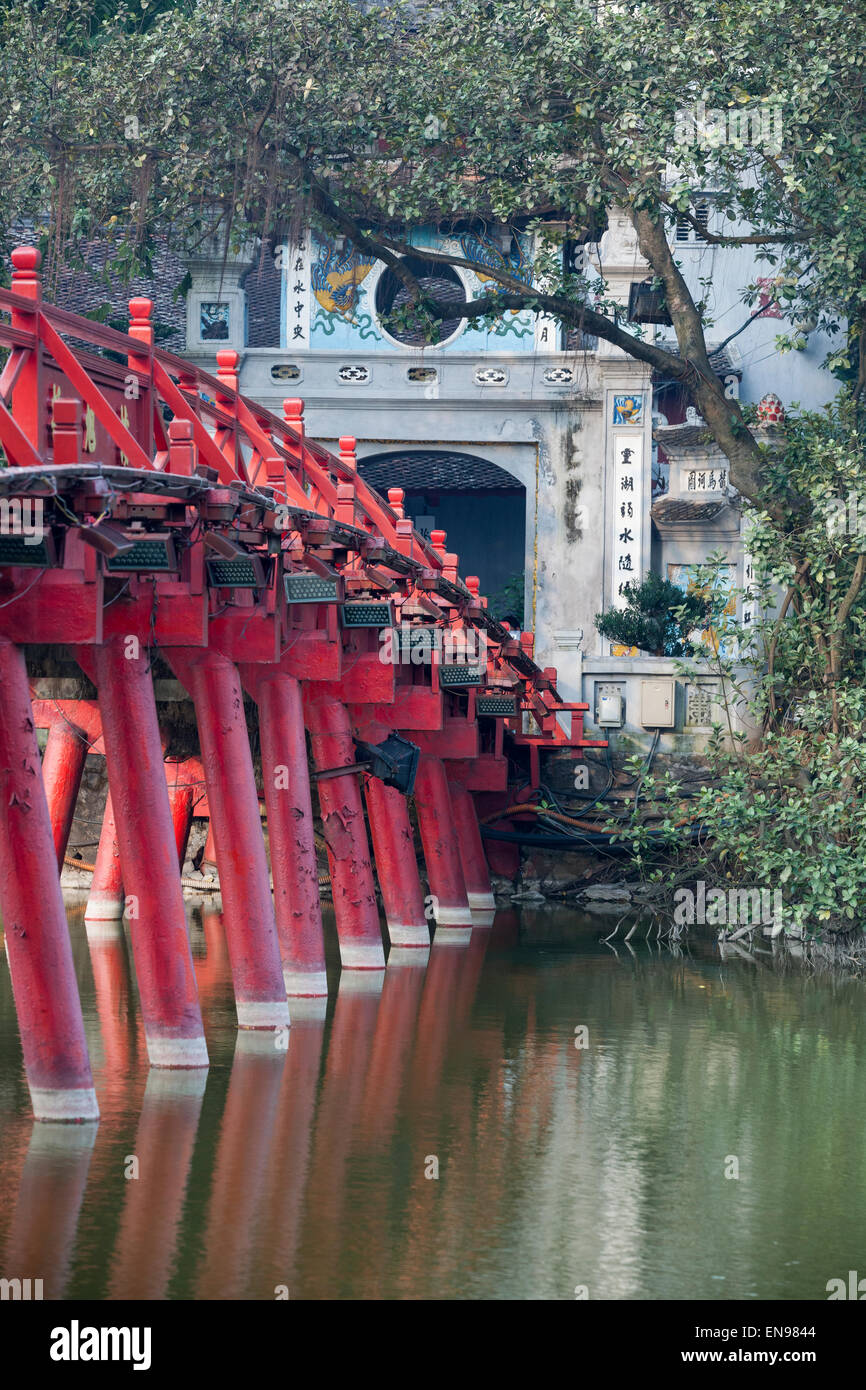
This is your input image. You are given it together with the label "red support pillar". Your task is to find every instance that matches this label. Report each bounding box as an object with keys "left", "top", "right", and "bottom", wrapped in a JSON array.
[
  {"left": 84, "top": 791, "right": 124, "bottom": 927},
  {"left": 75, "top": 639, "right": 208, "bottom": 1068},
  {"left": 0, "top": 637, "right": 98, "bottom": 1121},
  {"left": 413, "top": 755, "right": 473, "bottom": 940},
  {"left": 304, "top": 690, "right": 385, "bottom": 972},
  {"left": 169, "top": 649, "right": 290, "bottom": 1028},
  {"left": 167, "top": 783, "right": 194, "bottom": 868},
  {"left": 364, "top": 776, "right": 430, "bottom": 947},
  {"left": 241, "top": 669, "right": 328, "bottom": 997},
  {"left": 41, "top": 719, "right": 87, "bottom": 867},
  {"left": 447, "top": 778, "right": 496, "bottom": 916}
]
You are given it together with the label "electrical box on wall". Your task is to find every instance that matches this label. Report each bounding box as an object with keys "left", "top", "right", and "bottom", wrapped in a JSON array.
[
  {"left": 641, "top": 678, "right": 676, "bottom": 728},
  {"left": 596, "top": 683, "right": 624, "bottom": 728}
]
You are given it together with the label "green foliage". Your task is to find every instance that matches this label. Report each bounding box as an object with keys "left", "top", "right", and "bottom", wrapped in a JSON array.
[
  {"left": 490, "top": 570, "right": 525, "bottom": 623},
  {"left": 595, "top": 571, "right": 712, "bottom": 657}
]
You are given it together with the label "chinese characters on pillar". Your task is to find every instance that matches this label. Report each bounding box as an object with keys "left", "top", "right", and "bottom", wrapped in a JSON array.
[
  {"left": 612, "top": 432, "right": 644, "bottom": 610},
  {"left": 282, "top": 236, "right": 311, "bottom": 348},
  {"left": 741, "top": 539, "right": 758, "bottom": 632}
]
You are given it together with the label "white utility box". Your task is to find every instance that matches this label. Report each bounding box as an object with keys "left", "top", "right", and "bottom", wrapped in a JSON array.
[
  {"left": 597, "top": 690, "right": 624, "bottom": 727},
  {"left": 641, "top": 678, "right": 676, "bottom": 728}
]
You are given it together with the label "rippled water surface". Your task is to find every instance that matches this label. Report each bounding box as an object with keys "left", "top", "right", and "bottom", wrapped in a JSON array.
[{"left": 2, "top": 898, "right": 865, "bottom": 1300}]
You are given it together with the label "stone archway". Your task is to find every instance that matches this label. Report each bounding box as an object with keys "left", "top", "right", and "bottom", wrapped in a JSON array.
[{"left": 358, "top": 449, "right": 527, "bottom": 617}]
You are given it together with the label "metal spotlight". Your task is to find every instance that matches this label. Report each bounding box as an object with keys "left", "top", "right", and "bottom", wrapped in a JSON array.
[
  {"left": 207, "top": 554, "right": 268, "bottom": 589},
  {"left": 476, "top": 693, "right": 518, "bottom": 717},
  {"left": 340, "top": 598, "right": 395, "bottom": 629},
  {"left": 104, "top": 532, "right": 178, "bottom": 573},
  {"left": 438, "top": 663, "right": 484, "bottom": 688},
  {"left": 284, "top": 570, "right": 343, "bottom": 604}
]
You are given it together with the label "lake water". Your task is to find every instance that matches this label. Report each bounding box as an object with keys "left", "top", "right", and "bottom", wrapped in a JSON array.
[{"left": 1, "top": 898, "right": 864, "bottom": 1301}]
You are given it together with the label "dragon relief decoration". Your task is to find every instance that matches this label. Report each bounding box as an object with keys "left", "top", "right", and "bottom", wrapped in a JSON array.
[{"left": 311, "top": 237, "right": 376, "bottom": 320}]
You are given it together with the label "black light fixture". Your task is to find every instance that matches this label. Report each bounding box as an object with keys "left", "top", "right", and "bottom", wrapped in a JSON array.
[
  {"left": 340, "top": 598, "right": 395, "bottom": 629},
  {"left": 0, "top": 532, "right": 58, "bottom": 568},
  {"left": 476, "top": 693, "right": 518, "bottom": 717},
  {"left": 628, "top": 280, "right": 672, "bottom": 325},
  {"left": 105, "top": 532, "right": 178, "bottom": 573},
  {"left": 438, "top": 662, "right": 484, "bottom": 688},
  {"left": 79, "top": 521, "right": 136, "bottom": 559},
  {"left": 313, "top": 732, "right": 420, "bottom": 796},
  {"left": 284, "top": 569, "right": 343, "bottom": 604},
  {"left": 204, "top": 529, "right": 243, "bottom": 560},
  {"left": 207, "top": 554, "right": 268, "bottom": 589}
]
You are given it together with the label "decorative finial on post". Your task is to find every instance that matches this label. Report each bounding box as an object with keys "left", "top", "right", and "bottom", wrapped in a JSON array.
[
  {"left": 128, "top": 296, "right": 154, "bottom": 347},
  {"left": 465, "top": 576, "right": 480, "bottom": 599},
  {"left": 283, "top": 398, "right": 305, "bottom": 450},
  {"left": 11, "top": 246, "right": 41, "bottom": 300},
  {"left": 430, "top": 529, "right": 447, "bottom": 557},
  {"left": 338, "top": 436, "right": 357, "bottom": 472},
  {"left": 215, "top": 349, "right": 239, "bottom": 394},
  {"left": 387, "top": 487, "right": 405, "bottom": 518}
]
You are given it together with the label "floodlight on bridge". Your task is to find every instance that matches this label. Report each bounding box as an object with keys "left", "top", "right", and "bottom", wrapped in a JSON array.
[
  {"left": 207, "top": 554, "right": 268, "bottom": 590},
  {"left": 105, "top": 532, "right": 178, "bottom": 574},
  {"left": 340, "top": 598, "right": 395, "bottom": 629},
  {"left": 476, "top": 693, "right": 519, "bottom": 717},
  {"left": 79, "top": 521, "right": 136, "bottom": 559},
  {"left": 0, "top": 533, "right": 58, "bottom": 568},
  {"left": 284, "top": 569, "right": 343, "bottom": 604},
  {"left": 438, "top": 662, "right": 484, "bottom": 689}
]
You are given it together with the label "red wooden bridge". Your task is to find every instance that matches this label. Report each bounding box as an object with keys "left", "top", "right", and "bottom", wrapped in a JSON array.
[{"left": 0, "top": 245, "right": 602, "bottom": 1122}]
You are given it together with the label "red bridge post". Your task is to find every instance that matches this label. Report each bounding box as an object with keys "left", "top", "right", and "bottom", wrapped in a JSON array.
[
  {"left": 413, "top": 755, "right": 474, "bottom": 940},
  {"left": 304, "top": 691, "right": 386, "bottom": 972},
  {"left": 41, "top": 718, "right": 87, "bottom": 867},
  {"left": 167, "top": 782, "right": 195, "bottom": 868},
  {"left": 242, "top": 668, "right": 328, "bottom": 998},
  {"left": 76, "top": 640, "right": 208, "bottom": 1068},
  {"left": 0, "top": 637, "right": 98, "bottom": 1120},
  {"left": 169, "top": 648, "right": 290, "bottom": 1028},
  {"left": 447, "top": 778, "right": 496, "bottom": 917},
  {"left": 364, "top": 776, "right": 430, "bottom": 948},
  {"left": 84, "top": 792, "right": 125, "bottom": 927}
]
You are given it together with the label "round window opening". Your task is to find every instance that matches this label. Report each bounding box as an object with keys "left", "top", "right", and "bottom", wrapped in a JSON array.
[{"left": 374, "top": 256, "right": 465, "bottom": 347}]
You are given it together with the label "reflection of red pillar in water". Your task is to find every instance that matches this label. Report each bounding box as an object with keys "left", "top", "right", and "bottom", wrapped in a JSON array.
[
  {"left": 196, "top": 1034, "right": 287, "bottom": 1299},
  {"left": 41, "top": 719, "right": 87, "bottom": 866},
  {"left": 241, "top": 669, "right": 327, "bottom": 996},
  {"left": 2, "top": 1123, "right": 98, "bottom": 1298},
  {"left": 364, "top": 776, "right": 430, "bottom": 948},
  {"left": 358, "top": 949, "right": 429, "bottom": 1146},
  {"left": 85, "top": 792, "right": 124, "bottom": 926},
  {"left": 76, "top": 639, "right": 208, "bottom": 1068},
  {"left": 168, "top": 648, "right": 289, "bottom": 1030},
  {"left": 0, "top": 636, "right": 98, "bottom": 1121},
  {"left": 300, "top": 973, "right": 383, "bottom": 1292},
  {"left": 254, "top": 1014, "right": 327, "bottom": 1294},
  {"left": 413, "top": 756, "right": 473, "bottom": 936},
  {"left": 304, "top": 691, "right": 385, "bottom": 971},
  {"left": 87, "top": 924, "right": 141, "bottom": 1074},
  {"left": 447, "top": 779, "right": 496, "bottom": 914},
  {"left": 109, "top": 1069, "right": 207, "bottom": 1299}
]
